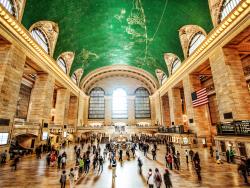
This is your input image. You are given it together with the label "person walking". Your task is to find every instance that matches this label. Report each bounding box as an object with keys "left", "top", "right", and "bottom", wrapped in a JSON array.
[
  {"left": 147, "top": 168, "right": 154, "bottom": 188},
  {"left": 119, "top": 149, "right": 123, "bottom": 161},
  {"left": 189, "top": 149, "right": 194, "bottom": 162},
  {"left": 112, "top": 159, "right": 117, "bottom": 180},
  {"left": 226, "top": 150, "right": 230, "bottom": 163},
  {"left": 167, "top": 153, "right": 173, "bottom": 170},
  {"left": 154, "top": 168, "right": 162, "bottom": 188},
  {"left": 163, "top": 168, "right": 172, "bottom": 188},
  {"left": 60, "top": 170, "right": 67, "bottom": 188},
  {"left": 152, "top": 149, "right": 156, "bottom": 160},
  {"left": 138, "top": 157, "right": 143, "bottom": 175},
  {"left": 69, "top": 168, "right": 75, "bottom": 188},
  {"left": 99, "top": 156, "right": 104, "bottom": 173},
  {"left": 230, "top": 149, "right": 235, "bottom": 163},
  {"left": 61, "top": 155, "right": 66, "bottom": 169},
  {"left": 79, "top": 157, "right": 84, "bottom": 174},
  {"left": 1, "top": 150, "right": 7, "bottom": 165},
  {"left": 57, "top": 154, "right": 62, "bottom": 169},
  {"left": 195, "top": 161, "right": 202, "bottom": 182},
  {"left": 185, "top": 150, "right": 189, "bottom": 164},
  {"left": 238, "top": 160, "right": 249, "bottom": 184},
  {"left": 210, "top": 146, "right": 214, "bottom": 158}
]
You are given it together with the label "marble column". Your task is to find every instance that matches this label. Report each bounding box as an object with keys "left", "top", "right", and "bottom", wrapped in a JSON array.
[
  {"left": 27, "top": 73, "right": 55, "bottom": 124},
  {"left": 149, "top": 96, "right": 156, "bottom": 126},
  {"left": 168, "top": 88, "right": 183, "bottom": 126},
  {"left": 127, "top": 96, "right": 135, "bottom": 125},
  {"left": 0, "top": 44, "right": 26, "bottom": 152},
  {"left": 183, "top": 74, "right": 212, "bottom": 144},
  {"left": 77, "top": 93, "right": 85, "bottom": 127},
  {"left": 104, "top": 96, "right": 112, "bottom": 126},
  {"left": 68, "top": 96, "right": 78, "bottom": 127},
  {"left": 0, "top": 44, "right": 26, "bottom": 123},
  {"left": 83, "top": 96, "right": 89, "bottom": 126},
  {"left": 161, "top": 95, "right": 171, "bottom": 127},
  {"left": 54, "top": 88, "right": 70, "bottom": 126},
  {"left": 210, "top": 47, "right": 250, "bottom": 121}
]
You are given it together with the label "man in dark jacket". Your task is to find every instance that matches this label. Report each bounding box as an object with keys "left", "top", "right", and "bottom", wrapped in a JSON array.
[
  {"left": 163, "top": 168, "right": 172, "bottom": 188},
  {"left": 238, "top": 160, "right": 249, "bottom": 184}
]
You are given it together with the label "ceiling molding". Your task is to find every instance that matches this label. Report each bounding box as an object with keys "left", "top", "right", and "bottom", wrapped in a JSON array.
[{"left": 81, "top": 65, "right": 159, "bottom": 94}]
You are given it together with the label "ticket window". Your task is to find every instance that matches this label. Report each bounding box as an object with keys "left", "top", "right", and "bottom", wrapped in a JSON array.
[
  {"left": 238, "top": 142, "right": 247, "bottom": 157},
  {"left": 220, "top": 141, "right": 226, "bottom": 152}
]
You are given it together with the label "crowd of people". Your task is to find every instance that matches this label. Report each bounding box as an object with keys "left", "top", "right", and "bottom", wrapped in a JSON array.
[{"left": 1, "top": 134, "right": 250, "bottom": 187}]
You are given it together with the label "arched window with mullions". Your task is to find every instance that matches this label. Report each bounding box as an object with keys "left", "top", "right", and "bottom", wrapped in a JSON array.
[
  {"left": 71, "top": 73, "right": 77, "bottom": 84},
  {"left": 219, "top": 0, "right": 241, "bottom": 23},
  {"left": 112, "top": 88, "right": 128, "bottom": 119},
  {"left": 171, "top": 58, "right": 181, "bottom": 74},
  {"left": 187, "top": 32, "right": 206, "bottom": 57},
  {"left": 135, "top": 87, "right": 151, "bottom": 119},
  {"left": 31, "top": 28, "right": 50, "bottom": 54},
  {"left": 0, "top": 0, "right": 17, "bottom": 18},
  {"left": 57, "top": 57, "right": 67, "bottom": 74},
  {"left": 88, "top": 87, "right": 105, "bottom": 119}
]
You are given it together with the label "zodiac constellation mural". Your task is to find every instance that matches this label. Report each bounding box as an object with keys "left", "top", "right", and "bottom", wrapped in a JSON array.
[
  {"left": 76, "top": 48, "right": 99, "bottom": 69},
  {"left": 114, "top": 0, "right": 168, "bottom": 70}
]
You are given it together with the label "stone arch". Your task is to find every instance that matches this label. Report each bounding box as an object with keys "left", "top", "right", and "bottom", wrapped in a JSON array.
[
  {"left": 29, "top": 21, "right": 59, "bottom": 56},
  {"left": 164, "top": 53, "right": 181, "bottom": 76},
  {"left": 155, "top": 69, "right": 167, "bottom": 85},
  {"left": 208, "top": 0, "right": 224, "bottom": 26},
  {"left": 179, "top": 25, "right": 207, "bottom": 59},
  {"left": 72, "top": 68, "right": 83, "bottom": 86},
  {"left": 56, "top": 52, "right": 75, "bottom": 76}
]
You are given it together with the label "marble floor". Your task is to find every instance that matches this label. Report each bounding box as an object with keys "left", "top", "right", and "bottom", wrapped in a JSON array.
[{"left": 0, "top": 144, "right": 249, "bottom": 188}]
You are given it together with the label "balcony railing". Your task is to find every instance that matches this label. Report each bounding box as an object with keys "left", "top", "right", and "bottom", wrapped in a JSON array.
[
  {"left": 158, "top": 125, "right": 190, "bottom": 134},
  {"left": 243, "top": 65, "right": 250, "bottom": 77},
  {"left": 217, "top": 120, "right": 250, "bottom": 136}
]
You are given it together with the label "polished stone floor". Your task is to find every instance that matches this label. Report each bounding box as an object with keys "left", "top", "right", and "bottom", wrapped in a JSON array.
[{"left": 0, "top": 144, "right": 249, "bottom": 188}]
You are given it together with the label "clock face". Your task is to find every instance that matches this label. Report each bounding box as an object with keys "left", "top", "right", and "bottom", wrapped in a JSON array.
[{"left": 183, "top": 137, "right": 189, "bottom": 144}]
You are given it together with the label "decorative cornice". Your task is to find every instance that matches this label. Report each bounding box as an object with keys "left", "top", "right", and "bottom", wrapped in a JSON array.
[
  {"left": 159, "top": 0, "right": 250, "bottom": 96},
  {"left": 81, "top": 65, "right": 159, "bottom": 94},
  {"left": 0, "top": 4, "right": 85, "bottom": 97}
]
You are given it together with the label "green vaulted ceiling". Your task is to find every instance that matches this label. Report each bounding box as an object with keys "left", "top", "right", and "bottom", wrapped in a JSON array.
[{"left": 22, "top": 0, "right": 212, "bottom": 78}]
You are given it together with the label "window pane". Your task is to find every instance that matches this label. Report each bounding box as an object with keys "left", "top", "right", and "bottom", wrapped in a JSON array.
[
  {"left": 112, "top": 88, "right": 128, "bottom": 119},
  {"left": 31, "top": 28, "right": 49, "bottom": 54},
  {"left": 135, "top": 88, "right": 151, "bottom": 118},
  {"left": 71, "top": 73, "right": 77, "bottom": 84},
  {"left": 57, "top": 58, "right": 67, "bottom": 73},
  {"left": 171, "top": 58, "right": 181, "bottom": 74},
  {"left": 188, "top": 32, "right": 206, "bottom": 56},
  {"left": 0, "top": 0, "right": 16, "bottom": 17},
  {"left": 0, "top": 133, "right": 9, "bottom": 145},
  {"left": 89, "top": 87, "right": 105, "bottom": 119},
  {"left": 220, "top": 0, "right": 241, "bottom": 22}
]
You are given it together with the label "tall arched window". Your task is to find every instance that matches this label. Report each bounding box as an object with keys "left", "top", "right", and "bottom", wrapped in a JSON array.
[
  {"left": 89, "top": 87, "right": 105, "bottom": 119},
  {"left": 112, "top": 88, "right": 127, "bottom": 119},
  {"left": 0, "top": 0, "right": 17, "bottom": 17},
  {"left": 71, "top": 73, "right": 77, "bottom": 84},
  {"left": 135, "top": 87, "right": 151, "bottom": 118},
  {"left": 57, "top": 57, "right": 67, "bottom": 74},
  {"left": 171, "top": 58, "right": 181, "bottom": 74},
  {"left": 219, "top": 0, "right": 241, "bottom": 23},
  {"left": 161, "top": 74, "right": 168, "bottom": 85},
  {"left": 187, "top": 32, "right": 206, "bottom": 57},
  {"left": 31, "top": 28, "right": 50, "bottom": 54}
]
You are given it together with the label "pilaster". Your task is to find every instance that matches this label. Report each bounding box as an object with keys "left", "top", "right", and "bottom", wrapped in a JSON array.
[
  {"left": 210, "top": 47, "right": 250, "bottom": 121},
  {"left": 27, "top": 73, "right": 55, "bottom": 124}
]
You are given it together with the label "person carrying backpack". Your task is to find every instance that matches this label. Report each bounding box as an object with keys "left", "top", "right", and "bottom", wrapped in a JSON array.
[
  {"left": 69, "top": 168, "right": 75, "bottom": 188},
  {"left": 60, "top": 170, "right": 67, "bottom": 188},
  {"left": 147, "top": 168, "right": 154, "bottom": 188},
  {"left": 138, "top": 157, "right": 143, "bottom": 174},
  {"left": 154, "top": 168, "right": 162, "bottom": 188}
]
